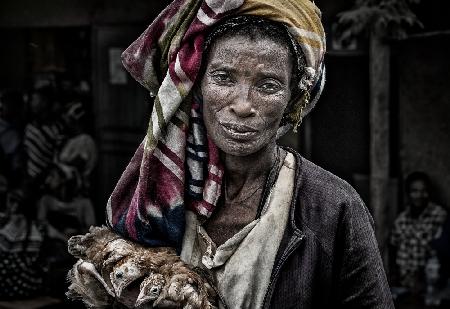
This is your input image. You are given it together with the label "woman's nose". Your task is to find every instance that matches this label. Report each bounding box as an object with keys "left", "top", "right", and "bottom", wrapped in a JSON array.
[{"left": 229, "top": 86, "right": 256, "bottom": 118}]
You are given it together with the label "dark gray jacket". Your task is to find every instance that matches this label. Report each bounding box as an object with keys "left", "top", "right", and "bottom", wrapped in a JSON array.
[{"left": 264, "top": 151, "right": 395, "bottom": 308}]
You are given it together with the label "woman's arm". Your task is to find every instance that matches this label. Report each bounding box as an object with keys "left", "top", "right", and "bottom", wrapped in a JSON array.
[{"left": 337, "top": 198, "right": 395, "bottom": 308}]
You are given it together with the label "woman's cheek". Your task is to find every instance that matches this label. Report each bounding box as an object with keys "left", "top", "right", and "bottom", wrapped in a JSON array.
[
  {"left": 258, "top": 96, "right": 289, "bottom": 121},
  {"left": 203, "top": 84, "right": 231, "bottom": 111}
]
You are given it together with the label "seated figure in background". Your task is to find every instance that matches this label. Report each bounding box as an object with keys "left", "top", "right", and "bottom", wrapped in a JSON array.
[
  {"left": 36, "top": 103, "right": 97, "bottom": 241},
  {"left": 37, "top": 162, "right": 96, "bottom": 241},
  {"left": 390, "top": 171, "right": 447, "bottom": 293},
  {"left": 24, "top": 86, "right": 66, "bottom": 182}
]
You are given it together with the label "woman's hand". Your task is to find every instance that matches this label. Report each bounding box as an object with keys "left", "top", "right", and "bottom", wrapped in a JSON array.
[{"left": 67, "top": 226, "right": 217, "bottom": 308}]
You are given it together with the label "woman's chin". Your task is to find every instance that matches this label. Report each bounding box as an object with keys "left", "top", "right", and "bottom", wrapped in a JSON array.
[
  {"left": 207, "top": 125, "right": 277, "bottom": 157},
  {"left": 215, "top": 139, "right": 267, "bottom": 157}
]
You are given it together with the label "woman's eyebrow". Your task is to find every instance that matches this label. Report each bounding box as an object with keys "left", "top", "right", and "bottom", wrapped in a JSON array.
[
  {"left": 255, "top": 70, "right": 289, "bottom": 83},
  {"left": 258, "top": 70, "right": 285, "bottom": 79},
  {"left": 207, "top": 62, "right": 237, "bottom": 72},
  {"left": 208, "top": 63, "right": 285, "bottom": 77}
]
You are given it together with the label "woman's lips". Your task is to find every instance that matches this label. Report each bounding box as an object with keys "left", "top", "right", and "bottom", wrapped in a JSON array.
[{"left": 219, "top": 122, "right": 258, "bottom": 139}]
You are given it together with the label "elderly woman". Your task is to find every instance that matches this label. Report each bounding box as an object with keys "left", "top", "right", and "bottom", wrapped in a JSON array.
[{"left": 68, "top": 0, "right": 394, "bottom": 308}]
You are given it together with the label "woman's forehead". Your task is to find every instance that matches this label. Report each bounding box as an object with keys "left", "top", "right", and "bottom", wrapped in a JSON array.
[{"left": 206, "top": 35, "right": 292, "bottom": 68}]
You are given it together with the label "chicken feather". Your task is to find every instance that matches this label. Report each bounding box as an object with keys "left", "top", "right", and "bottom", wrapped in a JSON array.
[{"left": 67, "top": 226, "right": 217, "bottom": 308}]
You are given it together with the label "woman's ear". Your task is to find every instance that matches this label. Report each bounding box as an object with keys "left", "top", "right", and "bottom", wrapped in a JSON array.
[
  {"left": 283, "top": 88, "right": 303, "bottom": 119},
  {"left": 283, "top": 90, "right": 310, "bottom": 133}
]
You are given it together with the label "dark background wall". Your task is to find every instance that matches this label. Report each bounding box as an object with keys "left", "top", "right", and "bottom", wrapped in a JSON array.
[{"left": 0, "top": 0, "right": 170, "bottom": 28}]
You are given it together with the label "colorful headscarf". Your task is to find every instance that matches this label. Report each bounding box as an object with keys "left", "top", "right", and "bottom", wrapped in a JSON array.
[{"left": 106, "top": 0, "right": 326, "bottom": 249}]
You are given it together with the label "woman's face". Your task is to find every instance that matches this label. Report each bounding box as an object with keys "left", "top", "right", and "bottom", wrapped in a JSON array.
[{"left": 201, "top": 34, "right": 293, "bottom": 156}]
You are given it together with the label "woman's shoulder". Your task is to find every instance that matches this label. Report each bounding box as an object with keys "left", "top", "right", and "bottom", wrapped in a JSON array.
[
  {"left": 287, "top": 150, "right": 373, "bottom": 246},
  {"left": 290, "top": 150, "right": 363, "bottom": 207}
]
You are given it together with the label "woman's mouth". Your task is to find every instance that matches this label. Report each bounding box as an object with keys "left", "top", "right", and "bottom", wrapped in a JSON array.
[{"left": 220, "top": 122, "right": 258, "bottom": 139}]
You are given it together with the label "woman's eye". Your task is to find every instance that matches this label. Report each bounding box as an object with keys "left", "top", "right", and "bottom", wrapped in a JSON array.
[
  {"left": 211, "top": 71, "right": 233, "bottom": 84},
  {"left": 258, "top": 81, "right": 281, "bottom": 93}
]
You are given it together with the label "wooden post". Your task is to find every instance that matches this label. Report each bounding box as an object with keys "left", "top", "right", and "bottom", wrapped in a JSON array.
[{"left": 369, "top": 31, "right": 390, "bottom": 265}]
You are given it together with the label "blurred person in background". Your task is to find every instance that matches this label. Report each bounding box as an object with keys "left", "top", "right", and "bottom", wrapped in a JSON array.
[
  {"left": 390, "top": 171, "right": 447, "bottom": 295},
  {"left": 58, "top": 99, "right": 97, "bottom": 192},
  {"left": 36, "top": 101, "right": 97, "bottom": 242},
  {"left": 34, "top": 100, "right": 97, "bottom": 301},
  {"left": 0, "top": 189, "right": 45, "bottom": 300},
  {"left": 23, "top": 85, "right": 89, "bottom": 192},
  {"left": 37, "top": 161, "right": 96, "bottom": 242},
  {"left": 23, "top": 86, "right": 66, "bottom": 185},
  {"left": 46, "top": 95, "right": 97, "bottom": 228}
]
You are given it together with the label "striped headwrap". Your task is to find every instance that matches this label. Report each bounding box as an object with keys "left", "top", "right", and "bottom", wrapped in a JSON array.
[{"left": 106, "top": 0, "right": 326, "bottom": 249}]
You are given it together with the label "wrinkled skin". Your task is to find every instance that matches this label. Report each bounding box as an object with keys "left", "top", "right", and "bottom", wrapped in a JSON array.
[{"left": 201, "top": 35, "right": 293, "bottom": 158}]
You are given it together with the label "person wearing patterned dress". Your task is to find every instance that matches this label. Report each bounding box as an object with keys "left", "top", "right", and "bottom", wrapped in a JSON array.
[{"left": 390, "top": 171, "right": 447, "bottom": 291}]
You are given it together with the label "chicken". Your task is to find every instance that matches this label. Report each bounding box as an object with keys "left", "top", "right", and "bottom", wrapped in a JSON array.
[
  {"left": 135, "top": 272, "right": 165, "bottom": 307},
  {"left": 66, "top": 259, "right": 114, "bottom": 308},
  {"left": 108, "top": 241, "right": 180, "bottom": 299},
  {"left": 66, "top": 226, "right": 217, "bottom": 308},
  {"left": 68, "top": 226, "right": 135, "bottom": 271},
  {"left": 152, "top": 262, "right": 217, "bottom": 309}
]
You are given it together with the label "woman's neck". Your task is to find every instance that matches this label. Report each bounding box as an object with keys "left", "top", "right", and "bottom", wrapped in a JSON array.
[{"left": 222, "top": 142, "right": 279, "bottom": 195}]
